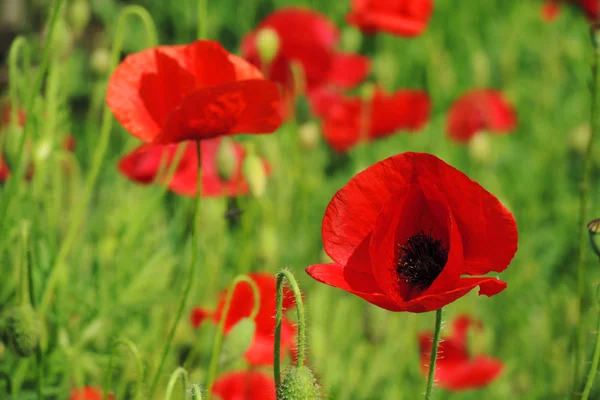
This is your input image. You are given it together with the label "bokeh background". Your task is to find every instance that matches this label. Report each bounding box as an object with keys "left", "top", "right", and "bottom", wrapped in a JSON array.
[{"left": 1, "top": 0, "right": 600, "bottom": 399}]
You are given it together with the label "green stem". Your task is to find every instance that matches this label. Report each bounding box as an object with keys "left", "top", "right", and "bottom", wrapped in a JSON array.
[
  {"left": 18, "top": 223, "right": 31, "bottom": 307},
  {"left": 205, "top": 275, "right": 261, "bottom": 396},
  {"left": 148, "top": 140, "right": 202, "bottom": 398},
  {"left": 7, "top": 36, "right": 30, "bottom": 127},
  {"left": 581, "top": 287, "right": 600, "bottom": 400},
  {"left": 164, "top": 367, "right": 189, "bottom": 400},
  {"left": 191, "top": 383, "right": 203, "bottom": 399},
  {"left": 104, "top": 338, "right": 144, "bottom": 400},
  {"left": 0, "top": 0, "right": 63, "bottom": 228},
  {"left": 38, "top": 5, "right": 157, "bottom": 315},
  {"left": 274, "top": 270, "right": 306, "bottom": 394},
  {"left": 197, "top": 0, "right": 208, "bottom": 39},
  {"left": 575, "top": 25, "right": 600, "bottom": 395},
  {"left": 425, "top": 308, "right": 443, "bottom": 400}
]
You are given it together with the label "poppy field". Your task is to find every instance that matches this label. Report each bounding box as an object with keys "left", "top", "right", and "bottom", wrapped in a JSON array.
[{"left": 1, "top": 0, "right": 600, "bottom": 399}]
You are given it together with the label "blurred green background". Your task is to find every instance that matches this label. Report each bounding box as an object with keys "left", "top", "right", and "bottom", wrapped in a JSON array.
[{"left": 1, "top": 0, "right": 600, "bottom": 399}]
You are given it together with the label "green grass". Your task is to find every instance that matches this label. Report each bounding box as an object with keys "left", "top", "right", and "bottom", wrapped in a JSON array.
[{"left": 1, "top": 0, "right": 600, "bottom": 399}]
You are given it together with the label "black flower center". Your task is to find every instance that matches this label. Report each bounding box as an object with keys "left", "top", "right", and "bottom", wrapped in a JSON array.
[{"left": 397, "top": 230, "right": 449, "bottom": 292}]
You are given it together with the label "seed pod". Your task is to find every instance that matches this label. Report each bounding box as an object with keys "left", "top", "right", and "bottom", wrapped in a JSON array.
[
  {"left": 216, "top": 138, "right": 237, "bottom": 181},
  {"left": 256, "top": 28, "right": 280, "bottom": 66},
  {"left": 0, "top": 305, "right": 40, "bottom": 357},
  {"left": 278, "top": 366, "right": 322, "bottom": 400},
  {"left": 242, "top": 151, "right": 267, "bottom": 198},
  {"left": 91, "top": 48, "right": 111, "bottom": 75}
]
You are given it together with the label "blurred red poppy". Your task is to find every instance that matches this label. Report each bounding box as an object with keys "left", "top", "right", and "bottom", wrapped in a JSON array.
[
  {"left": 69, "top": 387, "right": 114, "bottom": 400},
  {"left": 241, "top": 8, "right": 370, "bottom": 116},
  {"left": 419, "top": 315, "right": 504, "bottom": 390},
  {"left": 541, "top": 1, "right": 561, "bottom": 21},
  {"left": 446, "top": 90, "right": 517, "bottom": 143},
  {"left": 309, "top": 87, "right": 430, "bottom": 152},
  {"left": 0, "top": 156, "right": 10, "bottom": 183},
  {"left": 107, "top": 40, "right": 281, "bottom": 144},
  {"left": 190, "top": 272, "right": 296, "bottom": 366},
  {"left": 306, "top": 152, "right": 518, "bottom": 313},
  {"left": 1, "top": 102, "right": 27, "bottom": 127},
  {"left": 347, "top": 0, "right": 434, "bottom": 37},
  {"left": 212, "top": 371, "right": 276, "bottom": 400},
  {"left": 119, "top": 138, "right": 269, "bottom": 197}
]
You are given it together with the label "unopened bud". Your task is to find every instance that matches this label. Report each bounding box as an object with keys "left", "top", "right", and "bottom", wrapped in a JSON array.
[
  {"left": 298, "top": 122, "right": 320, "bottom": 151},
  {"left": 341, "top": 27, "right": 362, "bottom": 52},
  {"left": 256, "top": 28, "right": 280, "bottom": 65},
  {"left": 48, "top": 20, "right": 74, "bottom": 58},
  {"left": 588, "top": 218, "right": 600, "bottom": 260},
  {"left": 360, "top": 82, "right": 376, "bottom": 102},
  {"left": 216, "top": 138, "right": 237, "bottom": 181},
  {"left": 569, "top": 124, "right": 591, "bottom": 154},
  {"left": 242, "top": 150, "right": 267, "bottom": 198},
  {"left": 69, "top": 0, "right": 91, "bottom": 36},
  {"left": 278, "top": 366, "right": 322, "bottom": 400},
  {"left": 220, "top": 318, "right": 256, "bottom": 366},
  {"left": 0, "top": 305, "right": 40, "bottom": 357},
  {"left": 468, "top": 132, "right": 492, "bottom": 164},
  {"left": 90, "top": 48, "right": 111, "bottom": 75}
]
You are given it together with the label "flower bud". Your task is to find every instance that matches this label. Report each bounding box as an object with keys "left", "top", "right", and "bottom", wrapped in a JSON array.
[
  {"left": 69, "top": 0, "right": 91, "bottom": 36},
  {"left": 298, "top": 122, "right": 320, "bottom": 151},
  {"left": 0, "top": 305, "right": 40, "bottom": 357},
  {"left": 468, "top": 132, "right": 493, "bottom": 164},
  {"left": 588, "top": 218, "right": 600, "bottom": 259},
  {"left": 216, "top": 138, "right": 237, "bottom": 181},
  {"left": 91, "top": 48, "right": 111, "bottom": 75},
  {"left": 220, "top": 318, "right": 256, "bottom": 366},
  {"left": 569, "top": 124, "right": 591, "bottom": 154},
  {"left": 256, "top": 28, "right": 280, "bottom": 66},
  {"left": 278, "top": 366, "right": 322, "bottom": 400},
  {"left": 360, "top": 82, "right": 376, "bottom": 101},
  {"left": 341, "top": 27, "right": 362, "bottom": 53},
  {"left": 242, "top": 150, "right": 267, "bottom": 198},
  {"left": 48, "top": 20, "right": 74, "bottom": 59}
]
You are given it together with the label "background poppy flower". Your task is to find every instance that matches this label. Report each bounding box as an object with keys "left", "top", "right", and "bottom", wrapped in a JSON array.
[
  {"left": 1, "top": 102, "right": 27, "bottom": 127},
  {"left": 118, "top": 138, "right": 269, "bottom": 197},
  {"left": 346, "top": 0, "right": 434, "bottom": 37},
  {"left": 241, "top": 8, "right": 370, "bottom": 117},
  {"left": 309, "top": 87, "right": 430, "bottom": 152},
  {"left": 69, "top": 387, "right": 114, "bottom": 400},
  {"left": 107, "top": 40, "right": 281, "bottom": 144},
  {"left": 541, "top": 1, "right": 561, "bottom": 21},
  {"left": 190, "top": 272, "right": 296, "bottom": 366},
  {"left": 446, "top": 89, "right": 517, "bottom": 143},
  {"left": 212, "top": 371, "right": 276, "bottom": 400},
  {"left": 0, "top": 156, "right": 10, "bottom": 183},
  {"left": 542, "top": 0, "right": 599, "bottom": 21},
  {"left": 418, "top": 315, "right": 504, "bottom": 390},
  {"left": 306, "top": 152, "right": 518, "bottom": 313}
]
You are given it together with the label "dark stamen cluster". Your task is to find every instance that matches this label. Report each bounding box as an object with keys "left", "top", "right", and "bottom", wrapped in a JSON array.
[{"left": 397, "top": 230, "right": 448, "bottom": 292}]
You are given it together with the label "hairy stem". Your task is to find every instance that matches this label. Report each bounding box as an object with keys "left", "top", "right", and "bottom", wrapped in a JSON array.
[{"left": 425, "top": 308, "right": 443, "bottom": 400}]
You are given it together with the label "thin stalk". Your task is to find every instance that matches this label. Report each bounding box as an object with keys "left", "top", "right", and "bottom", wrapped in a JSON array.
[
  {"left": 575, "top": 25, "right": 600, "bottom": 394},
  {"left": 104, "top": 338, "right": 144, "bottom": 400},
  {"left": 148, "top": 141, "right": 202, "bottom": 399},
  {"left": 204, "top": 275, "right": 261, "bottom": 395},
  {"left": 0, "top": 0, "right": 63, "bottom": 228},
  {"left": 197, "top": 0, "right": 208, "bottom": 39},
  {"left": 274, "top": 270, "right": 306, "bottom": 393},
  {"left": 425, "top": 308, "right": 443, "bottom": 400},
  {"left": 581, "top": 287, "right": 600, "bottom": 400},
  {"left": 164, "top": 367, "right": 189, "bottom": 400},
  {"left": 38, "top": 5, "right": 157, "bottom": 314}
]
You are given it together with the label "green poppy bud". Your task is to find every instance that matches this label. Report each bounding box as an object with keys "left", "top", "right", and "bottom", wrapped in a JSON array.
[
  {"left": 341, "top": 27, "right": 362, "bottom": 53},
  {"left": 0, "top": 305, "right": 40, "bottom": 357},
  {"left": 278, "top": 366, "right": 322, "bottom": 400},
  {"left": 69, "top": 0, "right": 91, "bottom": 36},
  {"left": 256, "top": 28, "right": 280, "bottom": 66},
  {"left": 48, "top": 20, "right": 74, "bottom": 58},
  {"left": 360, "top": 82, "right": 376, "bottom": 101},
  {"left": 468, "top": 132, "right": 493, "bottom": 164},
  {"left": 242, "top": 151, "right": 267, "bottom": 198},
  {"left": 298, "top": 122, "right": 320, "bottom": 151},
  {"left": 91, "top": 48, "right": 111, "bottom": 75},
  {"left": 569, "top": 124, "right": 591, "bottom": 154},
  {"left": 219, "top": 318, "right": 256, "bottom": 366},
  {"left": 216, "top": 138, "right": 237, "bottom": 181}
]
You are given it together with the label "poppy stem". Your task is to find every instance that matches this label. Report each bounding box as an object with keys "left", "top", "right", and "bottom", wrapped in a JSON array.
[
  {"left": 425, "top": 308, "right": 443, "bottom": 400},
  {"left": 149, "top": 140, "right": 202, "bottom": 398},
  {"left": 274, "top": 269, "right": 306, "bottom": 394},
  {"left": 104, "top": 338, "right": 144, "bottom": 400},
  {"left": 197, "top": 0, "right": 208, "bottom": 39},
  {"left": 205, "top": 275, "right": 261, "bottom": 396},
  {"left": 574, "top": 24, "right": 600, "bottom": 395},
  {"left": 164, "top": 367, "right": 190, "bottom": 400},
  {"left": 38, "top": 5, "right": 157, "bottom": 315},
  {"left": 581, "top": 287, "right": 600, "bottom": 400}
]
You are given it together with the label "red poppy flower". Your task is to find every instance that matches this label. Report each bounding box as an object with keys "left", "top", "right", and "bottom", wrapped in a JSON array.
[
  {"left": 107, "top": 40, "right": 281, "bottom": 144},
  {"left": 0, "top": 156, "right": 10, "bottom": 183},
  {"left": 69, "top": 387, "right": 114, "bottom": 400},
  {"left": 577, "top": 0, "right": 600, "bottom": 20},
  {"left": 306, "top": 152, "right": 518, "bottom": 313},
  {"left": 118, "top": 138, "right": 268, "bottom": 197},
  {"left": 446, "top": 90, "right": 517, "bottom": 143},
  {"left": 241, "top": 8, "right": 370, "bottom": 117},
  {"left": 309, "top": 87, "right": 430, "bottom": 152},
  {"left": 541, "top": 1, "right": 561, "bottom": 21},
  {"left": 212, "top": 371, "right": 276, "bottom": 400},
  {"left": 190, "top": 272, "right": 296, "bottom": 366},
  {"left": 1, "top": 102, "right": 26, "bottom": 127},
  {"left": 418, "top": 315, "right": 504, "bottom": 390},
  {"left": 347, "top": 0, "right": 434, "bottom": 37}
]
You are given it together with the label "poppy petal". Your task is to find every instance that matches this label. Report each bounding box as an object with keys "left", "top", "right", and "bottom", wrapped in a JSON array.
[
  {"left": 436, "top": 356, "right": 504, "bottom": 391},
  {"left": 325, "top": 53, "right": 371, "bottom": 89},
  {"left": 212, "top": 371, "right": 276, "bottom": 400},
  {"left": 154, "top": 80, "right": 281, "bottom": 144},
  {"left": 347, "top": 0, "right": 434, "bottom": 37}
]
